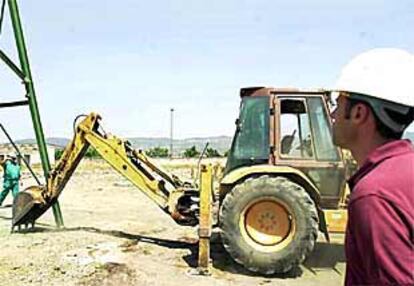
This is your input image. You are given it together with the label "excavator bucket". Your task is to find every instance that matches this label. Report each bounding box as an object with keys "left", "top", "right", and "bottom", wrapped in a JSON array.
[{"left": 12, "top": 186, "right": 48, "bottom": 228}]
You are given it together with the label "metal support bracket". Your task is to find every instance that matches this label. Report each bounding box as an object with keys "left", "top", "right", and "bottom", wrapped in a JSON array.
[
  {"left": 0, "top": 99, "right": 29, "bottom": 108},
  {"left": 192, "top": 164, "right": 213, "bottom": 276},
  {"left": 0, "top": 49, "right": 25, "bottom": 80}
]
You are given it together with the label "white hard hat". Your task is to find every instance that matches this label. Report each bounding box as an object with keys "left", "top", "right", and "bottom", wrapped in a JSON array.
[{"left": 334, "top": 48, "right": 414, "bottom": 107}]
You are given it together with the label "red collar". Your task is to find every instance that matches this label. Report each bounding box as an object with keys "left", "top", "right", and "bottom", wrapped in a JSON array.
[{"left": 348, "top": 139, "right": 414, "bottom": 190}]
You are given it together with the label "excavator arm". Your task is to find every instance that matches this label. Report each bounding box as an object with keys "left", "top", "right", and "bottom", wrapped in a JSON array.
[{"left": 12, "top": 113, "right": 200, "bottom": 228}]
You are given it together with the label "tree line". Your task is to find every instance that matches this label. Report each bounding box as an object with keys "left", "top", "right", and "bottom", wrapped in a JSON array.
[{"left": 55, "top": 145, "right": 227, "bottom": 160}]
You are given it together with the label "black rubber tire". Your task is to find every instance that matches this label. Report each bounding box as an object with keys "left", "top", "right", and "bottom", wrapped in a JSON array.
[{"left": 219, "top": 175, "right": 318, "bottom": 274}]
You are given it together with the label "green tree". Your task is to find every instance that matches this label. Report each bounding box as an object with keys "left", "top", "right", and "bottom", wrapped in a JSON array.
[
  {"left": 55, "top": 146, "right": 101, "bottom": 160},
  {"left": 205, "top": 147, "right": 221, "bottom": 158},
  {"left": 54, "top": 149, "right": 64, "bottom": 160},
  {"left": 145, "top": 147, "right": 169, "bottom": 158},
  {"left": 84, "top": 146, "right": 101, "bottom": 159},
  {"left": 183, "top": 145, "right": 200, "bottom": 158}
]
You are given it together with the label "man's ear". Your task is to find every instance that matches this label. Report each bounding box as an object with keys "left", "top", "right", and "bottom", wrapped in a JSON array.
[{"left": 351, "top": 103, "right": 370, "bottom": 124}]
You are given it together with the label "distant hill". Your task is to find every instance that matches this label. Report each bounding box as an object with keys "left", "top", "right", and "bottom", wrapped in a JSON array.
[
  {"left": 12, "top": 136, "right": 233, "bottom": 156},
  {"left": 13, "top": 137, "right": 70, "bottom": 147},
  {"left": 9, "top": 131, "right": 413, "bottom": 156}
]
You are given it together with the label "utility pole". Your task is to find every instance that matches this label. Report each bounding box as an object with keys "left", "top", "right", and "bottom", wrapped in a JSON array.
[{"left": 170, "top": 108, "right": 174, "bottom": 159}]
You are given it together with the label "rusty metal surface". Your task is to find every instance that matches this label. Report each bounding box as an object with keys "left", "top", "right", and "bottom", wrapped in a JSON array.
[
  {"left": 198, "top": 227, "right": 211, "bottom": 238},
  {"left": 269, "top": 94, "right": 276, "bottom": 165},
  {"left": 240, "top": 87, "right": 329, "bottom": 98}
]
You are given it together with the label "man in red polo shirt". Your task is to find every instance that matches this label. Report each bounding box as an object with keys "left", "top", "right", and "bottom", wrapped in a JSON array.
[{"left": 331, "top": 48, "right": 414, "bottom": 285}]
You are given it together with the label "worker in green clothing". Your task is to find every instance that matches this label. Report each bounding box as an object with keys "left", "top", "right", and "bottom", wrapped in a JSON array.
[{"left": 0, "top": 155, "right": 21, "bottom": 206}]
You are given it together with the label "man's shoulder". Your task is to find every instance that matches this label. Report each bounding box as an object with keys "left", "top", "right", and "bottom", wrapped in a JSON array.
[
  {"left": 350, "top": 151, "right": 413, "bottom": 205},
  {"left": 376, "top": 148, "right": 414, "bottom": 171}
]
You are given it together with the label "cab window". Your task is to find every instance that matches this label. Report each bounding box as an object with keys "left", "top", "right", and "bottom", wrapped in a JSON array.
[{"left": 279, "top": 99, "right": 314, "bottom": 159}]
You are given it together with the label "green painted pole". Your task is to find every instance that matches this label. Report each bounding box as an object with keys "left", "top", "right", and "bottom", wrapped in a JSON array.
[{"left": 7, "top": 0, "right": 64, "bottom": 227}]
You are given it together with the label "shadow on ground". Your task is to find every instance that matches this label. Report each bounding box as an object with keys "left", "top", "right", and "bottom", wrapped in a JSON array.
[
  {"left": 11, "top": 226, "right": 345, "bottom": 278},
  {"left": 303, "top": 241, "right": 346, "bottom": 275},
  {"left": 206, "top": 236, "right": 304, "bottom": 279}
]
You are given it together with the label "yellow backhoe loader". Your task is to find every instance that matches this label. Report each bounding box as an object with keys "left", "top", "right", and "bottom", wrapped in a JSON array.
[{"left": 12, "top": 87, "right": 351, "bottom": 275}]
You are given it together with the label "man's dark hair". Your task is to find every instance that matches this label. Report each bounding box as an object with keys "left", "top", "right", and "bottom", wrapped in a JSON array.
[{"left": 344, "top": 97, "right": 413, "bottom": 139}]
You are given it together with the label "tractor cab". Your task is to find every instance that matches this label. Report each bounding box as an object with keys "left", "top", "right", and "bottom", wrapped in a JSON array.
[{"left": 224, "top": 87, "right": 348, "bottom": 209}]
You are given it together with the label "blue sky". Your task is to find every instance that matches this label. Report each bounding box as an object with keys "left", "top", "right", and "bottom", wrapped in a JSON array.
[{"left": 0, "top": 0, "right": 413, "bottom": 139}]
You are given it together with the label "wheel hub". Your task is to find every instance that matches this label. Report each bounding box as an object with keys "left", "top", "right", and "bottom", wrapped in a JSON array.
[{"left": 244, "top": 200, "right": 292, "bottom": 246}]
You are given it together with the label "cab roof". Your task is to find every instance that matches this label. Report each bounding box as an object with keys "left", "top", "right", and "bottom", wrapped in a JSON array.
[{"left": 240, "top": 87, "right": 329, "bottom": 98}]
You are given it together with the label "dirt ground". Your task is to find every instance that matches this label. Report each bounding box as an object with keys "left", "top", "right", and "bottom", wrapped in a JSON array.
[{"left": 0, "top": 159, "right": 346, "bottom": 285}]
